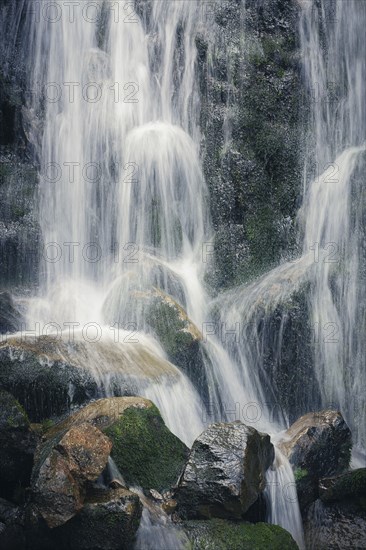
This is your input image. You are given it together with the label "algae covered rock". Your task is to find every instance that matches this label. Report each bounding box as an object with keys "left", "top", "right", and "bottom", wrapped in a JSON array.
[
  {"left": 0, "top": 389, "right": 38, "bottom": 500},
  {"left": 104, "top": 401, "right": 189, "bottom": 493},
  {"left": 183, "top": 519, "right": 298, "bottom": 550},
  {"left": 175, "top": 421, "right": 274, "bottom": 520},
  {"left": 319, "top": 468, "right": 366, "bottom": 503}
]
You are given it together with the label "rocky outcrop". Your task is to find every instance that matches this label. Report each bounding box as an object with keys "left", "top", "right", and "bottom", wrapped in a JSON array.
[
  {"left": 304, "top": 497, "right": 366, "bottom": 550},
  {"left": 175, "top": 421, "right": 274, "bottom": 520},
  {"left": 280, "top": 410, "right": 352, "bottom": 511},
  {"left": 183, "top": 519, "right": 298, "bottom": 550},
  {"left": 0, "top": 498, "right": 25, "bottom": 550},
  {"left": 0, "top": 389, "right": 38, "bottom": 501},
  {"left": 31, "top": 422, "right": 112, "bottom": 528},
  {"left": 0, "top": 335, "right": 181, "bottom": 421}
]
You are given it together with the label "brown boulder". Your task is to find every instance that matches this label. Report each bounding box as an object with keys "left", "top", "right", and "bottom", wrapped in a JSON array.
[{"left": 32, "top": 423, "right": 111, "bottom": 528}]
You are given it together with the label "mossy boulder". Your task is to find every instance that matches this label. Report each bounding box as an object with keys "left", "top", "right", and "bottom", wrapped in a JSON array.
[
  {"left": 105, "top": 402, "right": 189, "bottom": 493},
  {"left": 0, "top": 389, "right": 38, "bottom": 501},
  {"left": 319, "top": 468, "right": 366, "bottom": 504},
  {"left": 40, "top": 397, "right": 189, "bottom": 495},
  {"left": 183, "top": 519, "right": 298, "bottom": 550}
]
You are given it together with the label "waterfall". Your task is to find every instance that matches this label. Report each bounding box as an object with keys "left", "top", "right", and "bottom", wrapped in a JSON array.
[{"left": 10, "top": 0, "right": 366, "bottom": 545}]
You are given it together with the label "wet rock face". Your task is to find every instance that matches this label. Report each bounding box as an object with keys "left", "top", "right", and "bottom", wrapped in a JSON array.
[
  {"left": 31, "top": 422, "right": 112, "bottom": 528},
  {"left": 175, "top": 421, "right": 274, "bottom": 520},
  {"left": 0, "top": 291, "right": 23, "bottom": 333},
  {"left": 280, "top": 410, "right": 352, "bottom": 478},
  {"left": 280, "top": 410, "right": 352, "bottom": 512},
  {"left": 54, "top": 488, "right": 143, "bottom": 550},
  {"left": 183, "top": 518, "right": 299, "bottom": 550},
  {"left": 0, "top": 389, "right": 38, "bottom": 501},
  {"left": 304, "top": 498, "right": 366, "bottom": 550}
]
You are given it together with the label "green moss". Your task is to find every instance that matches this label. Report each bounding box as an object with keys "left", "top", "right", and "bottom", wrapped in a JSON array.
[
  {"left": 183, "top": 519, "right": 298, "bottom": 550},
  {"left": 321, "top": 469, "right": 366, "bottom": 503},
  {"left": 147, "top": 299, "right": 193, "bottom": 358},
  {"left": 294, "top": 468, "right": 309, "bottom": 482},
  {"left": 105, "top": 404, "right": 188, "bottom": 492}
]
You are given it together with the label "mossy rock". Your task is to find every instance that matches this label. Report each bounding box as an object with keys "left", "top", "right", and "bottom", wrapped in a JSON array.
[
  {"left": 105, "top": 403, "right": 189, "bottom": 493},
  {"left": 319, "top": 469, "right": 366, "bottom": 503},
  {"left": 183, "top": 519, "right": 298, "bottom": 550}
]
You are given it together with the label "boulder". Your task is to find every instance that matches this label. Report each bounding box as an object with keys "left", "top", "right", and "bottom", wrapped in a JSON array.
[
  {"left": 103, "top": 400, "right": 189, "bottom": 493},
  {"left": 183, "top": 519, "right": 299, "bottom": 550},
  {"left": 304, "top": 498, "right": 366, "bottom": 550},
  {"left": 0, "top": 389, "right": 38, "bottom": 501},
  {"left": 31, "top": 422, "right": 112, "bottom": 528},
  {"left": 41, "top": 397, "right": 189, "bottom": 495},
  {"left": 175, "top": 421, "right": 274, "bottom": 520},
  {"left": 280, "top": 410, "right": 352, "bottom": 511},
  {"left": 0, "top": 335, "right": 180, "bottom": 422},
  {"left": 55, "top": 487, "right": 142, "bottom": 550}
]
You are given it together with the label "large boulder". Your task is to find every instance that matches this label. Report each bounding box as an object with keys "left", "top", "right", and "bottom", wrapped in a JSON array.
[
  {"left": 183, "top": 519, "right": 298, "bottom": 550},
  {"left": 31, "top": 422, "right": 112, "bottom": 528},
  {"left": 42, "top": 397, "right": 189, "bottom": 495},
  {"left": 0, "top": 335, "right": 180, "bottom": 421},
  {"left": 319, "top": 468, "right": 366, "bottom": 503},
  {"left": 280, "top": 410, "right": 352, "bottom": 511},
  {"left": 0, "top": 389, "right": 38, "bottom": 501},
  {"left": 304, "top": 498, "right": 366, "bottom": 550},
  {"left": 175, "top": 421, "right": 274, "bottom": 520}
]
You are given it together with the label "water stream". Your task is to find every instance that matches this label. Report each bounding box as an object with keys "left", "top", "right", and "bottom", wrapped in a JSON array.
[{"left": 2, "top": 0, "right": 365, "bottom": 547}]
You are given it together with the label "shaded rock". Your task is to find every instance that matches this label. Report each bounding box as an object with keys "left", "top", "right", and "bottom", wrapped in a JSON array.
[
  {"left": 319, "top": 468, "right": 366, "bottom": 503},
  {"left": 0, "top": 389, "right": 38, "bottom": 501},
  {"left": 31, "top": 422, "right": 112, "bottom": 528},
  {"left": 304, "top": 498, "right": 366, "bottom": 550},
  {"left": 0, "top": 291, "right": 23, "bottom": 333},
  {"left": 0, "top": 498, "right": 25, "bottom": 550},
  {"left": 280, "top": 410, "right": 352, "bottom": 512},
  {"left": 56, "top": 487, "right": 142, "bottom": 550},
  {"left": 175, "top": 421, "right": 274, "bottom": 520},
  {"left": 0, "top": 335, "right": 180, "bottom": 422},
  {"left": 183, "top": 519, "right": 298, "bottom": 550}
]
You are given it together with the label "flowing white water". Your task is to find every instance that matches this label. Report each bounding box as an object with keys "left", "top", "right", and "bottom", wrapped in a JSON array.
[{"left": 10, "top": 0, "right": 357, "bottom": 544}]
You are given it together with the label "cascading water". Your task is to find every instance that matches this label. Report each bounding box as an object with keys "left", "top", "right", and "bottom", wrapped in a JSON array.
[{"left": 9, "top": 0, "right": 366, "bottom": 547}]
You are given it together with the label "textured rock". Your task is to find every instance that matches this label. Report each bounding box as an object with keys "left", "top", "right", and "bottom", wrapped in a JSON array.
[
  {"left": 304, "top": 498, "right": 366, "bottom": 550},
  {"left": 0, "top": 389, "right": 38, "bottom": 500},
  {"left": 183, "top": 519, "right": 299, "bottom": 550},
  {"left": 280, "top": 410, "right": 352, "bottom": 477},
  {"left": 0, "top": 335, "right": 179, "bottom": 422},
  {"left": 175, "top": 421, "right": 274, "bottom": 519},
  {"left": 31, "top": 423, "right": 112, "bottom": 528},
  {"left": 55, "top": 488, "right": 142, "bottom": 550},
  {"left": 0, "top": 498, "right": 25, "bottom": 550},
  {"left": 280, "top": 410, "right": 352, "bottom": 512},
  {"left": 319, "top": 468, "right": 366, "bottom": 503}
]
